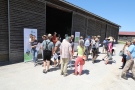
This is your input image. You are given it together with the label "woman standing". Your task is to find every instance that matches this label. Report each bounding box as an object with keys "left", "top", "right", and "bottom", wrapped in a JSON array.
[
  {"left": 121, "top": 41, "right": 131, "bottom": 69},
  {"left": 102, "top": 37, "right": 113, "bottom": 65},
  {"left": 31, "top": 36, "right": 39, "bottom": 67},
  {"left": 74, "top": 40, "right": 85, "bottom": 75}
]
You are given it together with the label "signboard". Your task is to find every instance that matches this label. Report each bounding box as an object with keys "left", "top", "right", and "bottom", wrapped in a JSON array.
[
  {"left": 74, "top": 32, "right": 80, "bottom": 51},
  {"left": 24, "top": 28, "right": 37, "bottom": 62},
  {"left": 75, "top": 32, "right": 80, "bottom": 43}
]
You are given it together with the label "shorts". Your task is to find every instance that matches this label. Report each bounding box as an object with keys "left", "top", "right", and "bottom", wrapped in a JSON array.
[
  {"left": 54, "top": 53, "right": 60, "bottom": 60},
  {"left": 43, "top": 50, "right": 52, "bottom": 61},
  {"left": 107, "top": 52, "right": 112, "bottom": 60},
  {"left": 92, "top": 48, "right": 98, "bottom": 54}
]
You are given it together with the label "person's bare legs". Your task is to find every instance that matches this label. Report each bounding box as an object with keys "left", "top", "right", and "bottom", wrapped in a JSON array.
[
  {"left": 47, "top": 60, "right": 50, "bottom": 71},
  {"left": 43, "top": 61, "right": 47, "bottom": 73},
  {"left": 44, "top": 61, "right": 46, "bottom": 69},
  {"left": 54, "top": 60, "right": 57, "bottom": 67}
]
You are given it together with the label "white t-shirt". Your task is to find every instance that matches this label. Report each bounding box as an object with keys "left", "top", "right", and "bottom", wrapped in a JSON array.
[{"left": 124, "top": 46, "right": 128, "bottom": 55}]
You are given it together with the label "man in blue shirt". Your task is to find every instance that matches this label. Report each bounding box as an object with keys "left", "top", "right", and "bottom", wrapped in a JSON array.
[
  {"left": 84, "top": 36, "right": 90, "bottom": 60},
  {"left": 102, "top": 38, "right": 108, "bottom": 53},
  {"left": 121, "top": 39, "right": 135, "bottom": 80}
]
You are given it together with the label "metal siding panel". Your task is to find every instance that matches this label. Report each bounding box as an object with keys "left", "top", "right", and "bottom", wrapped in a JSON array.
[
  {"left": 100, "top": 22, "right": 106, "bottom": 43},
  {"left": 87, "top": 18, "right": 96, "bottom": 36},
  {"left": 0, "top": 0, "right": 9, "bottom": 62},
  {"left": 72, "top": 12, "right": 86, "bottom": 38},
  {"left": 9, "top": 0, "right": 46, "bottom": 62}
]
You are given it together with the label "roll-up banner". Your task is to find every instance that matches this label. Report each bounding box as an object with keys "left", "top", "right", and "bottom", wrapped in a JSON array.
[{"left": 24, "top": 28, "right": 37, "bottom": 62}]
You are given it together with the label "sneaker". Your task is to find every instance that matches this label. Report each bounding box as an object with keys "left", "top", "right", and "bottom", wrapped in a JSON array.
[
  {"left": 43, "top": 69, "right": 47, "bottom": 73},
  {"left": 34, "top": 63, "right": 37, "bottom": 67},
  {"left": 47, "top": 69, "right": 50, "bottom": 72},
  {"left": 61, "top": 72, "right": 63, "bottom": 75},
  {"left": 121, "top": 75, "right": 128, "bottom": 80},
  {"left": 132, "top": 77, "right": 135, "bottom": 81},
  {"left": 64, "top": 74, "right": 68, "bottom": 77}
]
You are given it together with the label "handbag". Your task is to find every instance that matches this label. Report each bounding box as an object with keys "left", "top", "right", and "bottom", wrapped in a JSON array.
[
  {"left": 82, "top": 55, "right": 86, "bottom": 65},
  {"left": 119, "top": 50, "right": 124, "bottom": 56}
]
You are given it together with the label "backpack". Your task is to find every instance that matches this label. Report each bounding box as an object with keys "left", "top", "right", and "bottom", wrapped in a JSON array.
[
  {"left": 104, "top": 41, "right": 108, "bottom": 50},
  {"left": 44, "top": 41, "right": 51, "bottom": 51}
]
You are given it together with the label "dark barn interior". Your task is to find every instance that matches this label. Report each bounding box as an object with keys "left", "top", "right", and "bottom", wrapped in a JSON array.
[{"left": 46, "top": 6, "right": 72, "bottom": 39}]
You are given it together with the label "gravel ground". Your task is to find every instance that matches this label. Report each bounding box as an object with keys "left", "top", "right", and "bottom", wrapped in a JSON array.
[{"left": 0, "top": 44, "right": 135, "bottom": 90}]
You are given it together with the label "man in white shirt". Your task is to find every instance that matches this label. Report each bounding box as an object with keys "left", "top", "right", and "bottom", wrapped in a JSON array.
[
  {"left": 84, "top": 36, "right": 90, "bottom": 60},
  {"left": 60, "top": 36, "right": 72, "bottom": 77}
]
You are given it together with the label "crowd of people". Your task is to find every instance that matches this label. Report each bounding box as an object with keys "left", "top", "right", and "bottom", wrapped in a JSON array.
[{"left": 29, "top": 32, "right": 135, "bottom": 80}]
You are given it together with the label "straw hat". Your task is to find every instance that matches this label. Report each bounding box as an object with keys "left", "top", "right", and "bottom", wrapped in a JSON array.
[
  {"left": 71, "top": 35, "right": 74, "bottom": 37},
  {"left": 107, "top": 37, "right": 112, "bottom": 40},
  {"left": 95, "top": 38, "right": 99, "bottom": 41},
  {"left": 80, "top": 36, "right": 83, "bottom": 39},
  {"left": 48, "top": 34, "right": 52, "bottom": 38},
  {"left": 97, "top": 35, "right": 101, "bottom": 38}
]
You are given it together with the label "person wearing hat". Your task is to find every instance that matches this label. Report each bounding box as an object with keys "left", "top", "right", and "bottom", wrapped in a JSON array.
[
  {"left": 91, "top": 37, "right": 99, "bottom": 63},
  {"left": 121, "top": 39, "right": 135, "bottom": 80},
  {"left": 42, "top": 34, "right": 54, "bottom": 73},
  {"left": 102, "top": 37, "right": 113, "bottom": 65}
]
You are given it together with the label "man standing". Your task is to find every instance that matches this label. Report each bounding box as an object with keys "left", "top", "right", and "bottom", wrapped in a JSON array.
[
  {"left": 121, "top": 39, "right": 135, "bottom": 80},
  {"left": 53, "top": 37, "right": 61, "bottom": 68},
  {"left": 60, "top": 37, "right": 72, "bottom": 77},
  {"left": 102, "top": 38, "right": 108, "bottom": 54},
  {"left": 41, "top": 35, "right": 47, "bottom": 60},
  {"left": 42, "top": 34, "right": 54, "bottom": 73},
  {"left": 84, "top": 36, "right": 90, "bottom": 60},
  {"left": 68, "top": 35, "right": 74, "bottom": 68}
]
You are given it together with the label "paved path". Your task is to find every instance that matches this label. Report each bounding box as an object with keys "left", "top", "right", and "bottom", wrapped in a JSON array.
[{"left": 0, "top": 44, "right": 135, "bottom": 90}]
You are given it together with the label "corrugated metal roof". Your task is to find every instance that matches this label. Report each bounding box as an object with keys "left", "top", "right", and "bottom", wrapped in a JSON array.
[
  {"left": 59, "top": 0, "right": 121, "bottom": 27},
  {"left": 119, "top": 31, "right": 135, "bottom": 36}
]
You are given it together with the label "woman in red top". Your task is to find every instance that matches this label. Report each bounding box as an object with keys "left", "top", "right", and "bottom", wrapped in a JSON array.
[{"left": 52, "top": 32, "right": 57, "bottom": 45}]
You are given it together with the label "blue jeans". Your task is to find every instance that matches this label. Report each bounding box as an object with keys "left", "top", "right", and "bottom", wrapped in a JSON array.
[{"left": 32, "top": 49, "right": 38, "bottom": 63}]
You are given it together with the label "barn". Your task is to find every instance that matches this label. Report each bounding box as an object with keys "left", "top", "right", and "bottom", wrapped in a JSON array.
[
  {"left": 0, "top": 0, "right": 120, "bottom": 63},
  {"left": 119, "top": 31, "right": 135, "bottom": 41}
]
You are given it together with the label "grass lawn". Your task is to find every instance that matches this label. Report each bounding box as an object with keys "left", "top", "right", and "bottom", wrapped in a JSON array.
[{"left": 118, "top": 40, "right": 125, "bottom": 44}]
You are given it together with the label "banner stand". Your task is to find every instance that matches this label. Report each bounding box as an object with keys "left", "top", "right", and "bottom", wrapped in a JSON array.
[{"left": 24, "top": 28, "right": 37, "bottom": 62}]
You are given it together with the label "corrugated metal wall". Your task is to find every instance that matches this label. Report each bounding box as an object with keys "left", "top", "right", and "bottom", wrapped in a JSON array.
[
  {"left": 0, "top": 0, "right": 119, "bottom": 62},
  {"left": 0, "top": 0, "right": 9, "bottom": 62},
  {"left": 87, "top": 18, "right": 96, "bottom": 36},
  {"left": 72, "top": 12, "right": 87, "bottom": 38},
  {"left": 9, "top": 0, "right": 46, "bottom": 62},
  {"left": 72, "top": 11, "right": 119, "bottom": 43}
]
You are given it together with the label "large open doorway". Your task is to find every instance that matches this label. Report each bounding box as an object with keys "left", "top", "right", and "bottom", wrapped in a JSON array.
[{"left": 46, "top": 6, "right": 72, "bottom": 40}]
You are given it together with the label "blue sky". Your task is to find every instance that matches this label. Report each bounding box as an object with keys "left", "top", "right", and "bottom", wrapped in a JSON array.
[{"left": 66, "top": 0, "right": 135, "bottom": 31}]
